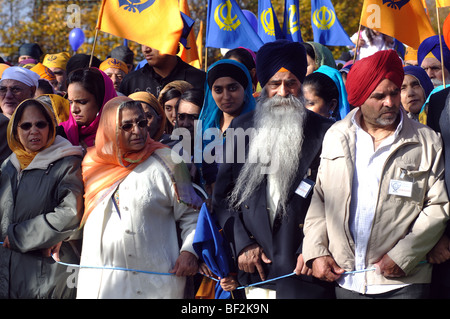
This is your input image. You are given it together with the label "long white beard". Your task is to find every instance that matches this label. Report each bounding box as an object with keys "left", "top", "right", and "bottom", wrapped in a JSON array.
[{"left": 229, "top": 90, "right": 307, "bottom": 215}]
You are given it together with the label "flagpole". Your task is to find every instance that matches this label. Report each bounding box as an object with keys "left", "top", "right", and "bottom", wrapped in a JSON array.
[
  {"left": 89, "top": 28, "right": 100, "bottom": 68},
  {"left": 436, "top": 2, "right": 446, "bottom": 88},
  {"left": 353, "top": 2, "right": 364, "bottom": 63},
  {"left": 353, "top": 23, "right": 363, "bottom": 63}
]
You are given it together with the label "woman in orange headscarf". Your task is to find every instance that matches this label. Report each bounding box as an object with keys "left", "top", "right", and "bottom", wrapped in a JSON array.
[{"left": 77, "top": 96, "right": 202, "bottom": 299}]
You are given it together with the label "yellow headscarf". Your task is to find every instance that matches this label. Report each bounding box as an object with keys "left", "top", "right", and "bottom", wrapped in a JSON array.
[
  {"left": 37, "top": 94, "right": 70, "bottom": 124},
  {"left": 7, "top": 99, "right": 57, "bottom": 170},
  {"left": 128, "top": 91, "right": 166, "bottom": 141}
]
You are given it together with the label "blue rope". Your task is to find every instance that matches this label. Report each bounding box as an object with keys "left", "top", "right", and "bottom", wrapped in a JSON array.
[{"left": 0, "top": 242, "right": 427, "bottom": 290}]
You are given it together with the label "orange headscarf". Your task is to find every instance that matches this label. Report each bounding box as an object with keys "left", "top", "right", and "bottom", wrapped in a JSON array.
[{"left": 81, "top": 96, "right": 167, "bottom": 227}]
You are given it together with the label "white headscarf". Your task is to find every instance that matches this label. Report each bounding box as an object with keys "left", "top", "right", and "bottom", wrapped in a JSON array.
[{"left": 1, "top": 66, "right": 39, "bottom": 87}]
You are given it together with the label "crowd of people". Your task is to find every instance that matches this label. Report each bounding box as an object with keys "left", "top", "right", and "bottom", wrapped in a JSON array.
[{"left": 2, "top": 23, "right": 450, "bottom": 300}]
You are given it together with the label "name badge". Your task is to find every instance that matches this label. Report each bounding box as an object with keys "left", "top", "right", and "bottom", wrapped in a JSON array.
[
  {"left": 295, "top": 179, "right": 315, "bottom": 198},
  {"left": 388, "top": 179, "right": 413, "bottom": 197}
]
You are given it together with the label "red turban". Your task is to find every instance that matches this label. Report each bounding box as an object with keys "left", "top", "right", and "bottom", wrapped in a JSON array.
[{"left": 345, "top": 50, "right": 404, "bottom": 107}]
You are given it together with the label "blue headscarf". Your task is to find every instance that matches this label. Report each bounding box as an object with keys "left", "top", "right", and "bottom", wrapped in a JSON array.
[
  {"left": 197, "top": 59, "right": 256, "bottom": 151},
  {"left": 315, "top": 65, "right": 350, "bottom": 120},
  {"left": 194, "top": 59, "right": 256, "bottom": 187},
  {"left": 404, "top": 65, "right": 434, "bottom": 99}
]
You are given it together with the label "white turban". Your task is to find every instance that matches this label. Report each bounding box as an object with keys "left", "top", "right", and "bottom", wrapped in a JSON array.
[{"left": 1, "top": 66, "right": 39, "bottom": 87}]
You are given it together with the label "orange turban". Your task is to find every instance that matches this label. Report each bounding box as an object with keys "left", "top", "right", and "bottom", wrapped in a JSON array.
[
  {"left": 0, "top": 63, "right": 10, "bottom": 78},
  {"left": 346, "top": 50, "right": 404, "bottom": 107},
  {"left": 444, "top": 13, "right": 450, "bottom": 54},
  {"left": 30, "top": 63, "right": 56, "bottom": 81}
]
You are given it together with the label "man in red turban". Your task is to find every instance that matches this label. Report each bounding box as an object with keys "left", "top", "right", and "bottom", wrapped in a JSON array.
[
  {"left": 346, "top": 49, "right": 404, "bottom": 108},
  {"left": 302, "top": 49, "right": 449, "bottom": 299}
]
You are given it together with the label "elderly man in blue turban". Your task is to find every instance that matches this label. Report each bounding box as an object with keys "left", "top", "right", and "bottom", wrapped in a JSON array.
[
  {"left": 212, "top": 39, "right": 336, "bottom": 299},
  {"left": 418, "top": 35, "right": 450, "bottom": 88}
]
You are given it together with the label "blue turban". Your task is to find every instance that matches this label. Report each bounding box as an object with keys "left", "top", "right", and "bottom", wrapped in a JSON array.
[
  {"left": 403, "top": 65, "right": 434, "bottom": 98},
  {"left": 417, "top": 35, "right": 450, "bottom": 73},
  {"left": 256, "top": 39, "right": 307, "bottom": 87}
]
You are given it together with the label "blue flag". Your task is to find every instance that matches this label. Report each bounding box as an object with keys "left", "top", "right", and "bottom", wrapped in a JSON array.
[
  {"left": 180, "top": 11, "right": 195, "bottom": 49},
  {"left": 311, "top": 0, "right": 353, "bottom": 46},
  {"left": 193, "top": 203, "right": 233, "bottom": 299},
  {"left": 258, "top": 0, "right": 284, "bottom": 43},
  {"left": 282, "top": 0, "right": 303, "bottom": 42},
  {"left": 206, "top": 0, "right": 264, "bottom": 52}
]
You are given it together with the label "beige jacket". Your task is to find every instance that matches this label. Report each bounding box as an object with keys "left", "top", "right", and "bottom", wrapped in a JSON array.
[{"left": 303, "top": 108, "right": 449, "bottom": 286}]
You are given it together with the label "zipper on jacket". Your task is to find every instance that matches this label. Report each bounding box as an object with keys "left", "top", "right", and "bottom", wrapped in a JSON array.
[{"left": 45, "top": 163, "right": 54, "bottom": 175}]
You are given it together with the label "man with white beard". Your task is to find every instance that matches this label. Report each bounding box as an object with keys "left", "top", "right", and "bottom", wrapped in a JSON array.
[
  {"left": 417, "top": 35, "right": 450, "bottom": 88},
  {"left": 211, "top": 40, "right": 335, "bottom": 299}
]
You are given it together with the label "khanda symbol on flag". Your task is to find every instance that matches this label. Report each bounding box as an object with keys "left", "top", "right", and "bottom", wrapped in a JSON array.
[
  {"left": 361, "top": 0, "right": 435, "bottom": 49},
  {"left": 118, "top": 0, "right": 156, "bottom": 13},
  {"left": 206, "top": 0, "right": 263, "bottom": 52},
  {"left": 312, "top": 6, "right": 336, "bottom": 30},
  {"left": 261, "top": 8, "right": 277, "bottom": 35},
  {"left": 382, "top": 0, "right": 410, "bottom": 10},
  {"left": 283, "top": 0, "right": 303, "bottom": 42},
  {"left": 96, "top": 0, "right": 184, "bottom": 55},
  {"left": 258, "top": 0, "right": 284, "bottom": 43},
  {"left": 214, "top": 0, "right": 240, "bottom": 31},
  {"left": 311, "top": 0, "right": 353, "bottom": 46}
]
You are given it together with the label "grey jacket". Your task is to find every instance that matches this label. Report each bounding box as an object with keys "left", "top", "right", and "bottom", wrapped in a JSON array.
[{"left": 0, "top": 136, "right": 84, "bottom": 299}]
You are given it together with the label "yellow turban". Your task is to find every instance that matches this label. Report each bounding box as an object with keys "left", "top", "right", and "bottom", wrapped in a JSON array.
[
  {"left": 99, "top": 58, "right": 129, "bottom": 74},
  {"left": 43, "top": 52, "right": 70, "bottom": 70},
  {"left": 30, "top": 63, "right": 56, "bottom": 81}
]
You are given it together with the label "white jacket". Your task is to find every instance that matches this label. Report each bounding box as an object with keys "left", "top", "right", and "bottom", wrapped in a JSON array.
[{"left": 76, "top": 148, "right": 201, "bottom": 299}]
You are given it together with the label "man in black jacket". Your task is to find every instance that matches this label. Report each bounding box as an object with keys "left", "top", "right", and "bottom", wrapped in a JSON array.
[
  {"left": 211, "top": 40, "right": 335, "bottom": 299},
  {"left": 119, "top": 45, "right": 205, "bottom": 97}
]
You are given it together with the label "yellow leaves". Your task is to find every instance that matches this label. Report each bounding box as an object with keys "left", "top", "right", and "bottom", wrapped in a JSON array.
[{"left": 0, "top": 1, "right": 124, "bottom": 63}]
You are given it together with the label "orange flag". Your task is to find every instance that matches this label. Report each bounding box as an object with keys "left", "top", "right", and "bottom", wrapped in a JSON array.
[
  {"left": 96, "top": 0, "right": 183, "bottom": 55},
  {"left": 178, "top": 0, "right": 201, "bottom": 68},
  {"left": 360, "top": 0, "right": 436, "bottom": 49},
  {"left": 436, "top": 0, "right": 450, "bottom": 8}
]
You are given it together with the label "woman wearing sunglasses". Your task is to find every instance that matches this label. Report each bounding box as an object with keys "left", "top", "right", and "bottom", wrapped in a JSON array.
[
  {"left": 0, "top": 98, "right": 84, "bottom": 298},
  {"left": 76, "top": 96, "right": 202, "bottom": 299}
]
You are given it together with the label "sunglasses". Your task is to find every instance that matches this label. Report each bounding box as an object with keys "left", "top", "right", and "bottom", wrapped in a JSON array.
[
  {"left": 120, "top": 119, "right": 148, "bottom": 132},
  {"left": 18, "top": 121, "right": 49, "bottom": 131}
]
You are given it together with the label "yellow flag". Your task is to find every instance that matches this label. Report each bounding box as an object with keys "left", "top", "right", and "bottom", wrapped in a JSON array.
[
  {"left": 178, "top": 0, "right": 201, "bottom": 68},
  {"left": 436, "top": 0, "right": 450, "bottom": 8},
  {"left": 360, "top": 0, "right": 436, "bottom": 49},
  {"left": 96, "top": 0, "right": 183, "bottom": 55}
]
